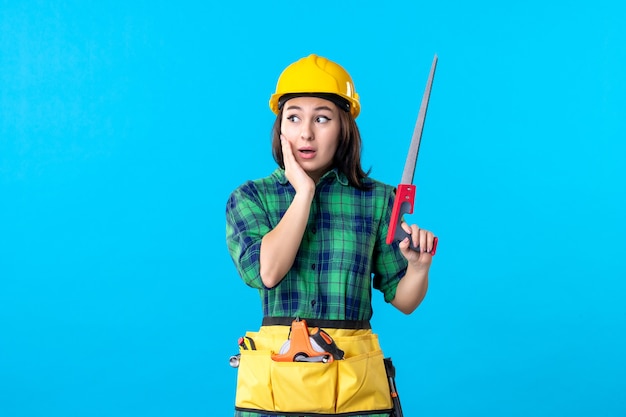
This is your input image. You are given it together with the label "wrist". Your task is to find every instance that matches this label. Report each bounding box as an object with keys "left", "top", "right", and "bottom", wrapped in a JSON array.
[
  {"left": 294, "top": 187, "right": 315, "bottom": 202},
  {"left": 407, "top": 260, "right": 430, "bottom": 275}
]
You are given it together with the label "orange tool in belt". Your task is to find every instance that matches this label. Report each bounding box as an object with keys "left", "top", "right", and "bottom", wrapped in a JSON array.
[{"left": 271, "top": 318, "right": 342, "bottom": 363}]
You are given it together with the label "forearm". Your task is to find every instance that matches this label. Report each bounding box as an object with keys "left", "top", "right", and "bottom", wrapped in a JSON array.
[
  {"left": 391, "top": 264, "right": 429, "bottom": 314},
  {"left": 259, "top": 191, "right": 313, "bottom": 288}
]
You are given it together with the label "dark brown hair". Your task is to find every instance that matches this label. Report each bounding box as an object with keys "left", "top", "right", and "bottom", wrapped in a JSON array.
[{"left": 271, "top": 104, "right": 371, "bottom": 190}]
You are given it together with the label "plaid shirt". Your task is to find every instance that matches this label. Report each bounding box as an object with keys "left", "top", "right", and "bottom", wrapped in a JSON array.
[{"left": 226, "top": 168, "right": 408, "bottom": 321}]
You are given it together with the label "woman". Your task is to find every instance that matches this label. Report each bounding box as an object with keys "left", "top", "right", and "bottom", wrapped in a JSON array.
[{"left": 226, "top": 54, "right": 436, "bottom": 417}]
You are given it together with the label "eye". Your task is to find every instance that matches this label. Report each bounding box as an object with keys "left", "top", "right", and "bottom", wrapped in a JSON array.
[
  {"left": 286, "top": 114, "right": 300, "bottom": 123},
  {"left": 316, "top": 116, "right": 331, "bottom": 123}
]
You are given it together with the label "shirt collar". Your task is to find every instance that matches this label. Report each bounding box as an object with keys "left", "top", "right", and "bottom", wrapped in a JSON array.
[{"left": 274, "top": 168, "right": 349, "bottom": 187}]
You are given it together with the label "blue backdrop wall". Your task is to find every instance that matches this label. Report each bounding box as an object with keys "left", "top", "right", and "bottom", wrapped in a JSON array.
[{"left": 1, "top": 1, "right": 625, "bottom": 416}]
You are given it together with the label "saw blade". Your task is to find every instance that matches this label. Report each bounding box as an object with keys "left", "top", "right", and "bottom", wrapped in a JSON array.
[{"left": 400, "top": 54, "right": 438, "bottom": 185}]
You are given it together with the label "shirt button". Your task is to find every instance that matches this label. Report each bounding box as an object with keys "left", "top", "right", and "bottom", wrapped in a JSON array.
[
  {"left": 311, "top": 264, "right": 316, "bottom": 270},
  {"left": 311, "top": 227, "right": 317, "bottom": 234},
  {"left": 311, "top": 300, "right": 316, "bottom": 307}
]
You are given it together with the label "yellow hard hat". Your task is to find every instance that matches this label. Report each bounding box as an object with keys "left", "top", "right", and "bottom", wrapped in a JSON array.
[{"left": 269, "top": 54, "right": 361, "bottom": 118}]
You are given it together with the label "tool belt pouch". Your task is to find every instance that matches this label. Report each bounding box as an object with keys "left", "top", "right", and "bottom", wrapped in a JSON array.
[{"left": 235, "top": 328, "right": 393, "bottom": 415}]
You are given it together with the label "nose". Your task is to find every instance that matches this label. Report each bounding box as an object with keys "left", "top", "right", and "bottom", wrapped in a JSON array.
[{"left": 300, "top": 121, "right": 313, "bottom": 140}]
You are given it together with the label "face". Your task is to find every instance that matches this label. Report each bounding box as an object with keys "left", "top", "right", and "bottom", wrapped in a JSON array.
[{"left": 281, "top": 96, "right": 341, "bottom": 182}]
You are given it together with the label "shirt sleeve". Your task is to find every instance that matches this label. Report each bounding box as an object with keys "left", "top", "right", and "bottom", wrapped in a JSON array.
[
  {"left": 372, "top": 186, "right": 408, "bottom": 303},
  {"left": 225, "top": 181, "right": 271, "bottom": 290}
]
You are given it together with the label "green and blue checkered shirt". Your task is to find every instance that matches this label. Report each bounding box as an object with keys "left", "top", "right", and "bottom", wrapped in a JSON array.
[{"left": 226, "top": 168, "right": 408, "bottom": 321}]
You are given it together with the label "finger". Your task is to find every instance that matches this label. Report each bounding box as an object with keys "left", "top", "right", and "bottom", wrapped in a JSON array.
[
  {"left": 401, "top": 222, "right": 419, "bottom": 252},
  {"left": 426, "top": 231, "right": 435, "bottom": 253},
  {"left": 411, "top": 224, "right": 421, "bottom": 249},
  {"left": 419, "top": 228, "right": 427, "bottom": 253},
  {"left": 280, "top": 135, "right": 293, "bottom": 160},
  {"left": 281, "top": 138, "right": 300, "bottom": 175},
  {"left": 399, "top": 237, "right": 420, "bottom": 263},
  {"left": 399, "top": 236, "right": 410, "bottom": 251},
  {"left": 400, "top": 221, "right": 411, "bottom": 235}
]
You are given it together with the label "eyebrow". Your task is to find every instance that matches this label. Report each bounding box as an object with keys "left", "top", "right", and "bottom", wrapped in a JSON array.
[{"left": 285, "top": 105, "right": 334, "bottom": 112}]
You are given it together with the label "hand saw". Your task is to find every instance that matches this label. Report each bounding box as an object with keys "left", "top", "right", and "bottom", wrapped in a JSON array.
[{"left": 385, "top": 54, "right": 438, "bottom": 255}]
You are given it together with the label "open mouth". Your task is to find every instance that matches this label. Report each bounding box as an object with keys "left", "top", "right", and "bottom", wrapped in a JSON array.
[{"left": 298, "top": 149, "right": 316, "bottom": 159}]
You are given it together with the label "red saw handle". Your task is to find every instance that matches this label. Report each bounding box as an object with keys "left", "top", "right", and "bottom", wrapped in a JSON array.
[{"left": 386, "top": 184, "right": 438, "bottom": 255}]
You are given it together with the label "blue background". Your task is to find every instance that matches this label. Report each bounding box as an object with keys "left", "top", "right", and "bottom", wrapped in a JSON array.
[{"left": 1, "top": 1, "right": 625, "bottom": 416}]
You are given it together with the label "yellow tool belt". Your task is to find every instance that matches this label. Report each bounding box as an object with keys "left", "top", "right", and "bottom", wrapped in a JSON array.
[{"left": 234, "top": 322, "right": 393, "bottom": 415}]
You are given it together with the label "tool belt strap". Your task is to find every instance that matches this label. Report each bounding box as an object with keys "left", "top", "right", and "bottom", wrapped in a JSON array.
[{"left": 262, "top": 316, "right": 371, "bottom": 329}]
